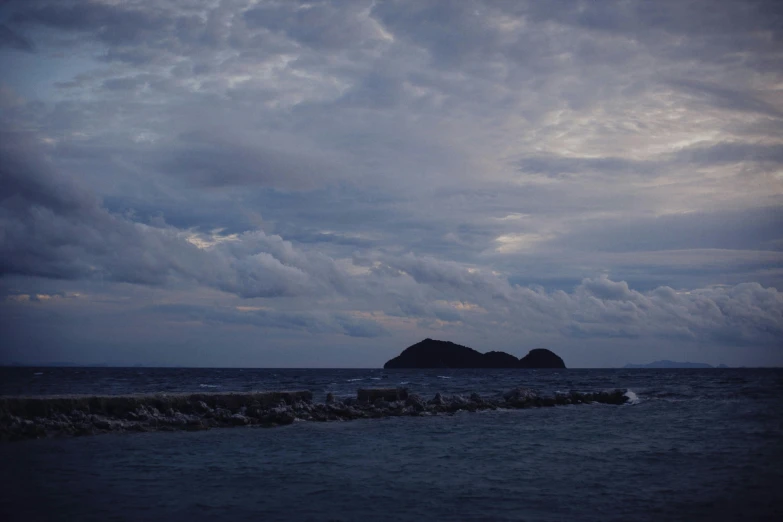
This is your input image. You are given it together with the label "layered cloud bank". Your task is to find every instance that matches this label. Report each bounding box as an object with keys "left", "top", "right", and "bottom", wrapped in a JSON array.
[{"left": 1, "top": 0, "right": 782, "bottom": 366}]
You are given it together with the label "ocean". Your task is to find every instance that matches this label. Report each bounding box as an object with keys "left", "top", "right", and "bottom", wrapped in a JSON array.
[{"left": 0, "top": 367, "right": 781, "bottom": 521}]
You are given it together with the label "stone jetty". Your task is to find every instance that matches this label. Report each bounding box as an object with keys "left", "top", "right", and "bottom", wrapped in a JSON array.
[{"left": 0, "top": 387, "right": 629, "bottom": 441}]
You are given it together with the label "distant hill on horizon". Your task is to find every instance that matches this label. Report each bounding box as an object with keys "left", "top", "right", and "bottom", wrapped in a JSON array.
[{"left": 624, "top": 360, "right": 729, "bottom": 369}]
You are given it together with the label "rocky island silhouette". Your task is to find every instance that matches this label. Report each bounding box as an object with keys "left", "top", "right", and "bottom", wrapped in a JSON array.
[{"left": 383, "top": 339, "right": 566, "bottom": 369}]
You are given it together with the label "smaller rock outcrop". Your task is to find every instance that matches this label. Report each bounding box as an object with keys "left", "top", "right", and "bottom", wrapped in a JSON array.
[{"left": 518, "top": 349, "right": 566, "bottom": 369}]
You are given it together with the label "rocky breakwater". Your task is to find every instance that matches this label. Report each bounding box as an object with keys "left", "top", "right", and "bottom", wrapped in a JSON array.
[
  {"left": 0, "top": 391, "right": 313, "bottom": 441},
  {"left": 0, "top": 387, "right": 629, "bottom": 441}
]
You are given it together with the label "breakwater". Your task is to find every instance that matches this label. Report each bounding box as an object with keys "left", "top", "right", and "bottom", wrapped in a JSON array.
[{"left": 0, "top": 387, "right": 629, "bottom": 441}]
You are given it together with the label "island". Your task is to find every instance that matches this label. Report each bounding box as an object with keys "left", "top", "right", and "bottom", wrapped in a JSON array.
[{"left": 383, "top": 339, "right": 566, "bottom": 369}]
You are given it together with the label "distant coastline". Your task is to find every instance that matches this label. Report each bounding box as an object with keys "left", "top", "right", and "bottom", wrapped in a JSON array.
[{"left": 623, "top": 360, "right": 729, "bottom": 369}]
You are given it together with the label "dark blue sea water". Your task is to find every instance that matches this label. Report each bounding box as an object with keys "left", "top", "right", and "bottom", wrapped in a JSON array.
[{"left": 1, "top": 367, "right": 782, "bottom": 521}]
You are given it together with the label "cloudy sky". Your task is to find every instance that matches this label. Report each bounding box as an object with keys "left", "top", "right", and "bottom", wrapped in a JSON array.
[{"left": 1, "top": 0, "right": 782, "bottom": 368}]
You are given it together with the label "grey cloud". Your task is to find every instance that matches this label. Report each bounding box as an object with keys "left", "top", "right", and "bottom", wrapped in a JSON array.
[
  {"left": 148, "top": 304, "right": 388, "bottom": 338},
  {"left": 0, "top": 24, "right": 34, "bottom": 51},
  {"left": 673, "top": 142, "right": 783, "bottom": 165},
  {"left": 244, "top": 0, "right": 384, "bottom": 50},
  {"left": 379, "top": 254, "right": 512, "bottom": 302},
  {"left": 101, "top": 193, "right": 257, "bottom": 237},
  {"left": 525, "top": 0, "right": 780, "bottom": 34},
  {"left": 518, "top": 156, "right": 658, "bottom": 178},
  {"left": 368, "top": 0, "right": 783, "bottom": 84},
  {"left": 580, "top": 277, "right": 633, "bottom": 301},
  {"left": 334, "top": 314, "right": 389, "bottom": 338},
  {"left": 0, "top": 132, "right": 351, "bottom": 299},
  {"left": 158, "top": 130, "right": 347, "bottom": 191},
  {"left": 1, "top": 0, "right": 782, "bottom": 365},
  {"left": 278, "top": 228, "right": 377, "bottom": 248},
  {"left": 0, "top": 132, "right": 93, "bottom": 215},
  {"left": 101, "top": 76, "right": 147, "bottom": 92},
  {"left": 12, "top": 1, "right": 170, "bottom": 45},
  {"left": 367, "top": 255, "right": 783, "bottom": 347},
  {"left": 549, "top": 206, "right": 783, "bottom": 254},
  {"left": 505, "top": 249, "right": 783, "bottom": 296},
  {"left": 101, "top": 47, "right": 162, "bottom": 66},
  {"left": 523, "top": 0, "right": 783, "bottom": 61},
  {"left": 387, "top": 298, "right": 464, "bottom": 324},
  {"left": 518, "top": 142, "right": 783, "bottom": 179},
  {"left": 371, "top": 0, "right": 504, "bottom": 69},
  {"left": 669, "top": 78, "right": 783, "bottom": 118},
  {"left": 1, "top": 133, "right": 202, "bottom": 284}
]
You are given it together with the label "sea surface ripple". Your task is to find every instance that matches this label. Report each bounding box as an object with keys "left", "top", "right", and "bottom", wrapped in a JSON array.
[{"left": 1, "top": 367, "right": 781, "bottom": 521}]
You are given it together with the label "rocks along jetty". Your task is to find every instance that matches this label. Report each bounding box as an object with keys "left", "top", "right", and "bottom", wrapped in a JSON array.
[{"left": 0, "top": 387, "right": 629, "bottom": 441}]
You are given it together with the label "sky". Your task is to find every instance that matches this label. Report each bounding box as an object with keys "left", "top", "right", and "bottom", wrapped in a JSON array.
[{"left": 1, "top": 0, "right": 782, "bottom": 368}]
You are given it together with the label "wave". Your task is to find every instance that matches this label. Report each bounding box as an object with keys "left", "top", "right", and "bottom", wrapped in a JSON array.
[
  {"left": 199, "top": 384, "right": 220, "bottom": 388},
  {"left": 437, "top": 376, "right": 452, "bottom": 379},
  {"left": 346, "top": 378, "right": 363, "bottom": 382},
  {"left": 624, "top": 390, "right": 640, "bottom": 404}
]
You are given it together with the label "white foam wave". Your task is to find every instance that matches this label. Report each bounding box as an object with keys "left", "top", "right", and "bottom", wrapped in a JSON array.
[
  {"left": 624, "top": 390, "right": 640, "bottom": 404},
  {"left": 346, "top": 378, "right": 363, "bottom": 382},
  {"left": 370, "top": 377, "right": 382, "bottom": 380},
  {"left": 437, "top": 376, "right": 452, "bottom": 379},
  {"left": 199, "top": 384, "right": 220, "bottom": 388}
]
